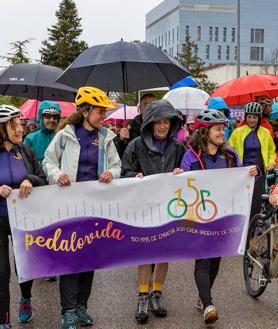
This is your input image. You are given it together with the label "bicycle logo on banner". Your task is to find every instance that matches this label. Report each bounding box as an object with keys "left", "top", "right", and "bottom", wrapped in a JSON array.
[{"left": 167, "top": 178, "right": 218, "bottom": 222}]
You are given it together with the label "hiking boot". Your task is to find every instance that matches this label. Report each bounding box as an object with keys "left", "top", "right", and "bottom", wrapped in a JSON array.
[
  {"left": 62, "top": 310, "right": 78, "bottom": 329},
  {"left": 203, "top": 305, "right": 218, "bottom": 324},
  {"left": 196, "top": 298, "right": 203, "bottom": 311},
  {"left": 149, "top": 291, "right": 167, "bottom": 317},
  {"left": 0, "top": 325, "right": 12, "bottom": 329},
  {"left": 135, "top": 293, "right": 149, "bottom": 324},
  {"left": 76, "top": 305, "right": 93, "bottom": 326},
  {"left": 18, "top": 297, "right": 33, "bottom": 323}
]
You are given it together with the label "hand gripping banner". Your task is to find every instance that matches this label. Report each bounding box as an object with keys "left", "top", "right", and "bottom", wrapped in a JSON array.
[{"left": 7, "top": 167, "right": 254, "bottom": 282}]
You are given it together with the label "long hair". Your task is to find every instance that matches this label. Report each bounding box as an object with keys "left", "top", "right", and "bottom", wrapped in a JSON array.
[
  {"left": 57, "top": 103, "right": 91, "bottom": 131},
  {"left": 0, "top": 123, "right": 6, "bottom": 147},
  {"left": 188, "top": 126, "right": 226, "bottom": 154}
]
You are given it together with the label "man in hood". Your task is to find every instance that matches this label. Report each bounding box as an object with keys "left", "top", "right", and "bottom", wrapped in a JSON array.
[
  {"left": 207, "top": 97, "right": 234, "bottom": 139},
  {"left": 24, "top": 101, "right": 61, "bottom": 164}
]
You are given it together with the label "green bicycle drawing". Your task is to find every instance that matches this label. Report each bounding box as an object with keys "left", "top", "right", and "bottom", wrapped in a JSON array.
[{"left": 167, "top": 178, "right": 218, "bottom": 222}]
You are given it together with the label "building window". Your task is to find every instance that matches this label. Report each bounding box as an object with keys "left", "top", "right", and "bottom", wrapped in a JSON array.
[
  {"left": 251, "top": 29, "right": 254, "bottom": 43},
  {"left": 165, "top": 33, "right": 167, "bottom": 47},
  {"left": 206, "top": 45, "right": 210, "bottom": 59},
  {"left": 177, "top": 26, "right": 179, "bottom": 42},
  {"left": 261, "top": 47, "right": 264, "bottom": 60},
  {"left": 177, "top": 44, "right": 179, "bottom": 55},
  {"left": 251, "top": 29, "right": 264, "bottom": 43},
  {"left": 161, "top": 35, "right": 164, "bottom": 47},
  {"left": 235, "top": 46, "right": 238, "bottom": 60},
  {"left": 232, "top": 28, "right": 236, "bottom": 42},
  {"left": 250, "top": 47, "right": 264, "bottom": 61},
  {"left": 215, "top": 27, "right": 219, "bottom": 42},
  {"left": 209, "top": 27, "right": 213, "bottom": 41},
  {"left": 194, "top": 45, "right": 198, "bottom": 57},
  {"left": 218, "top": 45, "right": 221, "bottom": 60},
  {"left": 223, "top": 27, "right": 227, "bottom": 42},
  {"left": 197, "top": 26, "right": 201, "bottom": 41},
  {"left": 172, "top": 29, "right": 175, "bottom": 44},
  {"left": 168, "top": 31, "right": 170, "bottom": 45},
  {"left": 226, "top": 46, "right": 230, "bottom": 60},
  {"left": 185, "top": 25, "right": 190, "bottom": 40}
]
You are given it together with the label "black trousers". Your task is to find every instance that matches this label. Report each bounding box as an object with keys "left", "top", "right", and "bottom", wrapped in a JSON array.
[
  {"left": 250, "top": 175, "right": 265, "bottom": 220},
  {"left": 0, "top": 216, "right": 33, "bottom": 324},
  {"left": 60, "top": 271, "right": 94, "bottom": 313},
  {"left": 194, "top": 257, "right": 221, "bottom": 309}
]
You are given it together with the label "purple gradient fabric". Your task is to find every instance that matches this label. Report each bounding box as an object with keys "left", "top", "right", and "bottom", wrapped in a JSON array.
[{"left": 12, "top": 214, "right": 245, "bottom": 282}]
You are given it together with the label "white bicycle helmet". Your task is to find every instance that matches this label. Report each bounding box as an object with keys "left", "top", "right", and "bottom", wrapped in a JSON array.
[{"left": 0, "top": 104, "right": 21, "bottom": 124}]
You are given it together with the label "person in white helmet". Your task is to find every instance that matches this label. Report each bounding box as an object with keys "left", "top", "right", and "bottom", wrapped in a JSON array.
[{"left": 0, "top": 105, "right": 46, "bottom": 329}]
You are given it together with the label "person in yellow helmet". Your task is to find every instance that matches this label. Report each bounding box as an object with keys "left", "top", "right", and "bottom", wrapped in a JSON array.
[{"left": 43, "top": 86, "right": 121, "bottom": 329}]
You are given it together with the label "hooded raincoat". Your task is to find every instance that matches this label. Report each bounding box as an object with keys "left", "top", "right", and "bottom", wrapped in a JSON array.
[
  {"left": 24, "top": 101, "right": 61, "bottom": 163},
  {"left": 121, "top": 100, "right": 185, "bottom": 177}
]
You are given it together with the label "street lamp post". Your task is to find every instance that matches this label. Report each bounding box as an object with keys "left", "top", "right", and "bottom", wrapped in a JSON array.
[{"left": 237, "top": 0, "right": 241, "bottom": 77}]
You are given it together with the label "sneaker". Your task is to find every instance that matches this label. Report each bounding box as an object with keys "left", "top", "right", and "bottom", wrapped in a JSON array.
[
  {"left": 149, "top": 291, "right": 167, "bottom": 317},
  {"left": 62, "top": 310, "right": 78, "bottom": 329},
  {"left": 18, "top": 297, "right": 33, "bottom": 323},
  {"left": 135, "top": 293, "right": 149, "bottom": 324},
  {"left": 203, "top": 305, "right": 218, "bottom": 324},
  {"left": 0, "top": 325, "right": 12, "bottom": 329},
  {"left": 76, "top": 305, "right": 93, "bottom": 326},
  {"left": 196, "top": 298, "right": 203, "bottom": 311}
]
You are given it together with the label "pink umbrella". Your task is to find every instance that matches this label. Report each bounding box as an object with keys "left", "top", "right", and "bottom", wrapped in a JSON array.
[
  {"left": 20, "top": 99, "right": 76, "bottom": 119},
  {"left": 104, "top": 105, "right": 139, "bottom": 122}
]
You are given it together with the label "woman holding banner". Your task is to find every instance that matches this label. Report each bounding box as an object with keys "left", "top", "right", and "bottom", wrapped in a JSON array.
[
  {"left": 121, "top": 99, "right": 185, "bottom": 325},
  {"left": 180, "top": 109, "right": 257, "bottom": 324},
  {"left": 43, "top": 86, "right": 121, "bottom": 329},
  {"left": 0, "top": 105, "right": 46, "bottom": 329}
]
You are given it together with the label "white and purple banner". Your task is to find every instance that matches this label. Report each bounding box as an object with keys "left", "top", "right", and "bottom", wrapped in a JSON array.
[{"left": 7, "top": 167, "right": 254, "bottom": 282}]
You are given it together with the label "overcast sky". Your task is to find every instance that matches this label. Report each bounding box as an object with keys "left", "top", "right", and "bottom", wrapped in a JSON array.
[{"left": 0, "top": 0, "right": 162, "bottom": 67}]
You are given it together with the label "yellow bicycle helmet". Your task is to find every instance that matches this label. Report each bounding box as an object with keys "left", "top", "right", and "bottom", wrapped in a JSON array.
[{"left": 75, "top": 86, "right": 115, "bottom": 109}]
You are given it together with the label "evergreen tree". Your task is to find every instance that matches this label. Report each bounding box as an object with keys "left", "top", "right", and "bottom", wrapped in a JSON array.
[
  {"left": 40, "top": 0, "right": 88, "bottom": 69},
  {"left": 177, "top": 36, "right": 218, "bottom": 95},
  {"left": 1, "top": 39, "right": 32, "bottom": 64}
]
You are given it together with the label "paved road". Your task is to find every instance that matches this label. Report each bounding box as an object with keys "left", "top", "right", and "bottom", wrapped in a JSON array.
[{"left": 9, "top": 254, "right": 278, "bottom": 329}]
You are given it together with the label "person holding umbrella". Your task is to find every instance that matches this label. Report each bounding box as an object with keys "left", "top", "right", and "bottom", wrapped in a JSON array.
[
  {"left": 0, "top": 105, "right": 46, "bottom": 329},
  {"left": 24, "top": 101, "right": 61, "bottom": 164},
  {"left": 43, "top": 86, "right": 121, "bottom": 329},
  {"left": 129, "top": 93, "right": 157, "bottom": 140},
  {"left": 229, "top": 102, "right": 276, "bottom": 219},
  {"left": 121, "top": 99, "right": 185, "bottom": 325}
]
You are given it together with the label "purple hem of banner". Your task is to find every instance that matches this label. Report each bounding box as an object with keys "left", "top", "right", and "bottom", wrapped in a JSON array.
[{"left": 12, "top": 214, "right": 246, "bottom": 282}]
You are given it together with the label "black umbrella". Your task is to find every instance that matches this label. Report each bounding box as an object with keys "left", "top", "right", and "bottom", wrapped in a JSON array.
[
  {"left": 57, "top": 41, "right": 190, "bottom": 92},
  {"left": 0, "top": 63, "right": 76, "bottom": 101}
]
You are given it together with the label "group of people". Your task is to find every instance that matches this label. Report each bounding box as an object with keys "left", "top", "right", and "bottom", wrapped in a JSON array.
[{"left": 0, "top": 84, "right": 277, "bottom": 329}]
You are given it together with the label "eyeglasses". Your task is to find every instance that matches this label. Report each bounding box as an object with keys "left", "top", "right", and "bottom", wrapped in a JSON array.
[{"left": 43, "top": 114, "right": 60, "bottom": 120}]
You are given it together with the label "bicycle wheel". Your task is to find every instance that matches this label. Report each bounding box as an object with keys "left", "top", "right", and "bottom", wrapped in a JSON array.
[
  {"left": 243, "top": 213, "right": 270, "bottom": 298},
  {"left": 167, "top": 197, "right": 187, "bottom": 219}
]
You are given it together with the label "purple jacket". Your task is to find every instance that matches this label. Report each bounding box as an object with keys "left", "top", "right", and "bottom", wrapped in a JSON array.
[{"left": 181, "top": 147, "right": 241, "bottom": 172}]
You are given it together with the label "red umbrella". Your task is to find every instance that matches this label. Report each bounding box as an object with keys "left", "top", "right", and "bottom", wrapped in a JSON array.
[
  {"left": 209, "top": 74, "right": 278, "bottom": 106},
  {"left": 20, "top": 99, "right": 76, "bottom": 119}
]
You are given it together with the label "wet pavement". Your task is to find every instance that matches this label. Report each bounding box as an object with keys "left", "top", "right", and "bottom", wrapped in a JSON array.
[{"left": 9, "top": 253, "right": 278, "bottom": 329}]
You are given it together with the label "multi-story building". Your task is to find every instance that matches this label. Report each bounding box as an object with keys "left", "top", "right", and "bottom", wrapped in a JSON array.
[{"left": 146, "top": 0, "right": 278, "bottom": 67}]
